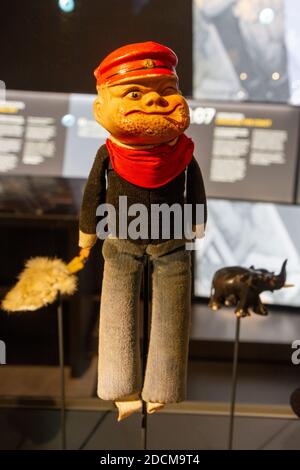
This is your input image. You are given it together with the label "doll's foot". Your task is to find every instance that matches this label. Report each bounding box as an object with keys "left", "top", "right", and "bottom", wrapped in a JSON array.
[
  {"left": 115, "top": 393, "right": 142, "bottom": 421},
  {"left": 146, "top": 402, "right": 165, "bottom": 414}
]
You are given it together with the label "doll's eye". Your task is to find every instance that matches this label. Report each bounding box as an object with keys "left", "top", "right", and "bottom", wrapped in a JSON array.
[
  {"left": 126, "top": 90, "right": 142, "bottom": 100},
  {"left": 162, "top": 87, "right": 178, "bottom": 95}
]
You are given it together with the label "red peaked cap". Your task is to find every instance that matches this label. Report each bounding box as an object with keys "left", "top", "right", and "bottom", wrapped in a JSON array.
[{"left": 94, "top": 41, "right": 178, "bottom": 86}]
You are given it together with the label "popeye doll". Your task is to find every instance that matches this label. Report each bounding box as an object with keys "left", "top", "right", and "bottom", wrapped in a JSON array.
[{"left": 78, "top": 42, "right": 207, "bottom": 421}]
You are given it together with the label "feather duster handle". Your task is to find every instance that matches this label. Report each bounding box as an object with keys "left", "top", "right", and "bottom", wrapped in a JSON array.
[{"left": 66, "top": 248, "right": 90, "bottom": 273}]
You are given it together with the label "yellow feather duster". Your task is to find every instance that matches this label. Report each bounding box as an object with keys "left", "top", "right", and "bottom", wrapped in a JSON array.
[{"left": 2, "top": 254, "right": 85, "bottom": 312}]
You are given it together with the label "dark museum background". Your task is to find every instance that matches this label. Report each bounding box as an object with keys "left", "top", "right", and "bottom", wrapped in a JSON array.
[
  {"left": 1, "top": 0, "right": 193, "bottom": 95},
  {"left": 0, "top": 0, "right": 300, "bottom": 452}
]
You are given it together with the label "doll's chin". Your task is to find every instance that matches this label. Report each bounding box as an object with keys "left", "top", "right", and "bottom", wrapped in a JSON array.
[{"left": 115, "top": 123, "right": 188, "bottom": 145}]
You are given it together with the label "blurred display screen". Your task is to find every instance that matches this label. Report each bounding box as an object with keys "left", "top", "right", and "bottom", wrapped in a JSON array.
[
  {"left": 194, "top": 198, "right": 300, "bottom": 307},
  {"left": 0, "top": 90, "right": 107, "bottom": 179},
  {"left": 193, "top": 0, "right": 300, "bottom": 104},
  {"left": 187, "top": 100, "right": 299, "bottom": 203}
]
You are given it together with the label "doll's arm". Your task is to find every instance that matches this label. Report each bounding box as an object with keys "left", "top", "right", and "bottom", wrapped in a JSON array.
[
  {"left": 186, "top": 156, "right": 207, "bottom": 239},
  {"left": 79, "top": 145, "right": 109, "bottom": 251}
]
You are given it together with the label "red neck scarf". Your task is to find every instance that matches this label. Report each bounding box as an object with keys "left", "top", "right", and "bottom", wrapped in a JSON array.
[{"left": 106, "top": 134, "right": 194, "bottom": 188}]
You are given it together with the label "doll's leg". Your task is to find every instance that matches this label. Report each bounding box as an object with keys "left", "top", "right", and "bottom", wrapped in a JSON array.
[
  {"left": 142, "top": 241, "right": 191, "bottom": 409},
  {"left": 97, "top": 238, "right": 144, "bottom": 415}
]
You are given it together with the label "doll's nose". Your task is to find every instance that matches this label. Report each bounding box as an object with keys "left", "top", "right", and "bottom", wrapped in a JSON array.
[{"left": 143, "top": 92, "right": 168, "bottom": 107}]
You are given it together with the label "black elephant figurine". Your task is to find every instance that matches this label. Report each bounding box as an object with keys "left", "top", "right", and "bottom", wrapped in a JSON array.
[{"left": 208, "top": 260, "right": 287, "bottom": 318}]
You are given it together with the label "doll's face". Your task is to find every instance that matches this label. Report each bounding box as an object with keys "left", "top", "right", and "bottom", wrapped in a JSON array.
[{"left": 93, "top": 76, "right": 190, "bottom": 145}]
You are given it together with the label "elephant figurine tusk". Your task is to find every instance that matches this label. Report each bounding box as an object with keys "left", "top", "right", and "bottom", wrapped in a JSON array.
[{"left": 283, "top": 283, "right": 294, "bottom": 288}]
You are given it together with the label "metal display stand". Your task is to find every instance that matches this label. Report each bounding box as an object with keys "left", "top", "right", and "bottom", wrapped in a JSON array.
[
  {"left": 57, "top": 296, "right": 66, "bottom": 450},
  {"left": 141, "top": 256, "right": 151, "bottom": 450},
  {"left": 228, "top": 316, "right": 241, "bottom": 451}
]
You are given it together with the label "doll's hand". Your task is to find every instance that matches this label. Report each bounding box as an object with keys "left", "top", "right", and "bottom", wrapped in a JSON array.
[{"left": 192, "top": 224, "right": 205, "bottom": 239}]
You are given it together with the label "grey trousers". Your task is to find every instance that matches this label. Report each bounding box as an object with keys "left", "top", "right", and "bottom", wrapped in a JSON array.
[{"left": 97, "top": 237, "right": 191, "bottom": 403}]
